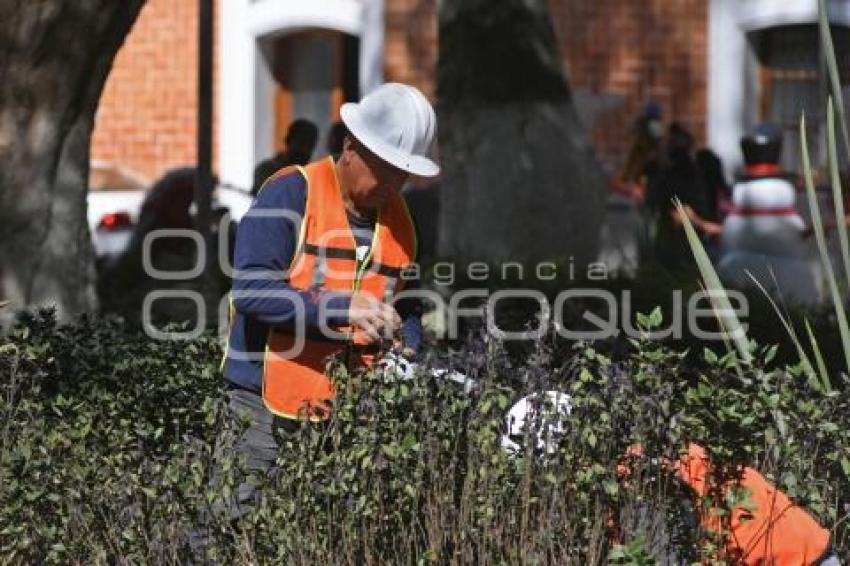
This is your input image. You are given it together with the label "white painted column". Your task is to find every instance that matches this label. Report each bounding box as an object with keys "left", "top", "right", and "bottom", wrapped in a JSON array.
[
  {"left": 707, "top": 0, "right": 748, "bottom": 180},
  {"left": 218, "top": 0, "right": 374, "bottom": 188},
  {"left": 359, "top": 0, "right": 385, "bottom": 96},
  {"left": 217, "top": 0, "right": 257, "bottom": 190},
  {"left": 254, "top": 44, "right": 276, "bottom": 174}
]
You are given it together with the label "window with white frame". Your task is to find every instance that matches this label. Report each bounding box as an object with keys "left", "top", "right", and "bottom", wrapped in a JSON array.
[{"left": 748, "top": 24, "right": 850, "bottom": 172}]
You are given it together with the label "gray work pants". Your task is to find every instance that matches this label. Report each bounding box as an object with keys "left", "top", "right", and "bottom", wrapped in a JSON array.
[
  {"left": 211, "top": 387, "right": 299, "bottom": 521},
  {"left": 189, "top": 388, "right": 288, "bottom": 559}
]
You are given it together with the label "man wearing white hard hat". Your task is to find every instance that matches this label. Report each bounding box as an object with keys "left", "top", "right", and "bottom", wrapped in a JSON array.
[{"left": 217, "top": 83, "right": 439, "bottom": 516}]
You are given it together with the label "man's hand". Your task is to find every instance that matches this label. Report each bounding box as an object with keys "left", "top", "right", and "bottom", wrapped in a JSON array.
[{"left": 348, "top": 292, "right": 401, "bottom": 343}]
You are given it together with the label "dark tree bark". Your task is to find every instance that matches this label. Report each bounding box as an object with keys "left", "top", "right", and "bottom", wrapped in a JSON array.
[
  {"left": 437, "top": 0, "right": 605, "bottom": 266},
  {"left": 0, "top": 0, "right": 145, "bottom": 322}
]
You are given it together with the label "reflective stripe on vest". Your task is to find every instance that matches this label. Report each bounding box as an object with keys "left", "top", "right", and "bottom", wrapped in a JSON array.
[{"left": 262, "top": 157, "right": 416, "bottom": 420}]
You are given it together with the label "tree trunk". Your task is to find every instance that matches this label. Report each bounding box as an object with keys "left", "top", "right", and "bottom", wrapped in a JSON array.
[
  {"left": 437, "top": 0, "right": 605, "bottom": 266},
  {"left": 0, "top": 0, "right": 145, "bottom": 323}
]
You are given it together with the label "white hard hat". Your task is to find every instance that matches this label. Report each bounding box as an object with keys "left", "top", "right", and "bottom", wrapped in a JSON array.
[
  {"left": 501, "top": 391, "right": 572, "bottom": 455},
  {"left": 340, "top": 83, "right": 440, "bottom": 178}
]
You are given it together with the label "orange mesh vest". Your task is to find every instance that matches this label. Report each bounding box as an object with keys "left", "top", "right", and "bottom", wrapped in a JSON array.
[
  {"left": 622, "top": 443, "right": 830, "bottom": 564},
  {"left": 261, "top": 157, "right": 416, "bottom": 421}
]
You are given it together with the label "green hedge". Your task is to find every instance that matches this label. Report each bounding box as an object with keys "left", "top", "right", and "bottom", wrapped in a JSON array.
[
  {"left": 1, "top": 309, "right": 848, "bottom": 564},
  {"left": 0, "top": 310, "right": 223, "bottom": 563}
]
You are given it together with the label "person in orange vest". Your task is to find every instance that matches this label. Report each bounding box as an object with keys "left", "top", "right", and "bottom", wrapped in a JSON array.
[
  {"left": 218, "top": 83, "right": 439, "bottom": 517},
  {"left": 500, "top": 394, "right": 839, "bottom": 563},
  {"left": 618, "top": 443, "right": 840, "bottom": 565}
]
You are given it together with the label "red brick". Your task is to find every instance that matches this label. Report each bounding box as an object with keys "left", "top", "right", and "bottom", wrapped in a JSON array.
[
  {"left": 92, "top": 0, "right": 215, "bottom": 182},
  {"left": 94, "top": 0, "right": 708, "bottom": 180}
]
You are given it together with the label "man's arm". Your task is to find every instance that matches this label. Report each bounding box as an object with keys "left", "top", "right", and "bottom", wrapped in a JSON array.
[
  {"left": 233, "top": 173, "right": 398, "bottom": 341},
  {"left": 232, "top": 173, "right": 351, "bottom": 329}
]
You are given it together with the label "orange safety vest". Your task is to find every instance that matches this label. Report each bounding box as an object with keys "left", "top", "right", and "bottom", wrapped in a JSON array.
[
  {"left": 261, "top": 157, "right": 416, "bottom": 421},
  {"left": 621, "top": 443, "right": 831, "bottom": 564}
]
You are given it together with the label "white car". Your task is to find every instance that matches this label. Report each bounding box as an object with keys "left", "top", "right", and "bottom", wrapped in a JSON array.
[
  {"left": 88, "top": 161, "right": 147, "bottom": 259},
  {"left": 214, "top": 183, "right": 253, "bottom": 223},
  {"left": 87, "top": 161, "right": 253, "bottom": 259}
]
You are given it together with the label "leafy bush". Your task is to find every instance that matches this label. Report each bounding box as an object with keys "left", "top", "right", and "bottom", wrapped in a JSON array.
[
  {"left": 1, "top": 309, "right": 848, "bottom": 564},
  {"left": 0, "top": 309, "right": 225, "bottom": 563}
]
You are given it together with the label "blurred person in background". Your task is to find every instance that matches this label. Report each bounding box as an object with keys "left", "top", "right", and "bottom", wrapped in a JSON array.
[
  {"left": 98, "top": 167, "right": 201, "bottom": 325},
  {"left": 613, "top": 101, "right": 664, "bottom": 201},
  {"left": 695, "top": 148, "right": 732, "bottom": 224},
  {"left": 251, "top": 119, "right": 319, "bottom": 196},
  {"left": 695, "top": 148, "right": 732, "bottom": 260},
  {"left": 646, "top": 122, "right": 722, "bottom": 271}
]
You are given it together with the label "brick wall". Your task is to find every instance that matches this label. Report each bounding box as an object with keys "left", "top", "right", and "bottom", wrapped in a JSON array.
[
  {"left": 384, "top": 0, "right": 708, "bottom": 174},
  {"left": 548, "top": 0, "right": 709, "bottom": 172},
  {"left": 91, "top": 0, "right": 707, "bottom": 181},
  {"left": 384, "top": 0, "right": 438, "bottom": 100},
  {"left": 91, "top": 0, "right": 218, "bottom": 183}
]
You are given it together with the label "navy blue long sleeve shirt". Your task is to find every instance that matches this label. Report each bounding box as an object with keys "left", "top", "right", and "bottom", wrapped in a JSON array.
[{"left": 223, "top": 170, "right": 423, "bottom": 392}]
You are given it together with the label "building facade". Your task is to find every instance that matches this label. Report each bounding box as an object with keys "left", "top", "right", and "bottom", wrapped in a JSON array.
[{"left": 91, "top": 0, "right": 850, "bottom": 188}]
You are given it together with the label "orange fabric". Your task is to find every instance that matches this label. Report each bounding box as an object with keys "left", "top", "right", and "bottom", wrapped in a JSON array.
[
  {"left": 262, "top": 157, "right": 416, "bottom": 420},
  {"left": 620, "top": 443, "right": 830, "bottom": 565}
]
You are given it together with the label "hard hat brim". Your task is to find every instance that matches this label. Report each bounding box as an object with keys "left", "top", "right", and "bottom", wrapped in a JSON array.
[{"left": 341, "top": 103, "right": 440, "bottom": 178}]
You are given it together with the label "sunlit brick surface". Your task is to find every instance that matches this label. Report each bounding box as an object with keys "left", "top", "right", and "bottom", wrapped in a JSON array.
[{"left": 91, "top": 0, "right": 219, "bottom": 182}]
